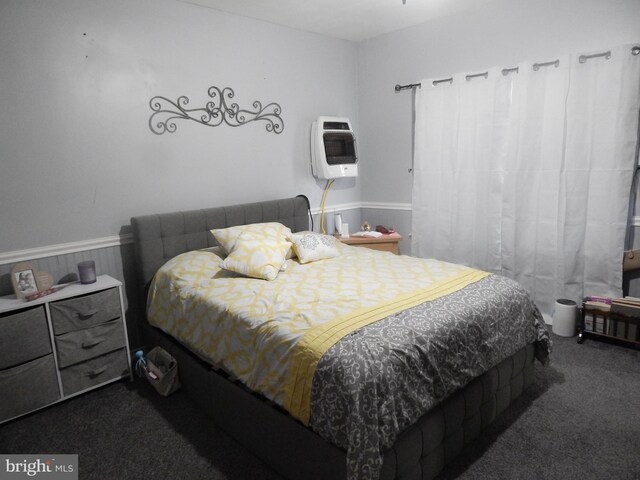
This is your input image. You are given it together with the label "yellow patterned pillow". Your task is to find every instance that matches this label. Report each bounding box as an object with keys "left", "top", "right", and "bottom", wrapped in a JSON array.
[
  {"left": 291, "top": 232, "right": 340, "bottom": 264},
  {"left": 211, "top": 222, "right": 293, "bottom": 256},
  {"left": 220, "top": 231, "right": 291, "bottom": 280}
]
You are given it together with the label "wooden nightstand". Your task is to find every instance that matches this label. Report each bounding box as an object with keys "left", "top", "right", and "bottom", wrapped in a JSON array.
[
  {"left": 338, "top": 232, "right": 403, "bottom": 255},
  {"left": 0, "top": 275, "right": 132, "bottom": 424}
]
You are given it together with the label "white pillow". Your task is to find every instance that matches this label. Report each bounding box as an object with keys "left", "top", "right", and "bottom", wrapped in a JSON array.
[
  {"left": 291, "top": 232, "right": 340, "bottom": 264},
  {"left": 211, "top": 222, "right": 293, "bottom": 253},
  {"left": 221, "top": 230, "right": 291, "bottom": 281}
]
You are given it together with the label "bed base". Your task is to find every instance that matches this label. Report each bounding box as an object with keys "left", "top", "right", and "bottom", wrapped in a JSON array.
[{"left": 145, "top": 322, "right": 535, "bottom": 480}]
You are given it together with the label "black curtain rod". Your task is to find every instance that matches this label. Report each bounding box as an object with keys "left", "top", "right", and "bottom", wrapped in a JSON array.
[
  {"left": 394, "top": 83, "right": 421, "bottom": 92},
  {"left": 395, "top": 45, "right": 640, "bottom": 92}
]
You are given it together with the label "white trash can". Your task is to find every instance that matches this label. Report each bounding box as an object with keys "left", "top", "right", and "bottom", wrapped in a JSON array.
[{"left": 553, "top": 299, "right": 578, "bottom": 337}]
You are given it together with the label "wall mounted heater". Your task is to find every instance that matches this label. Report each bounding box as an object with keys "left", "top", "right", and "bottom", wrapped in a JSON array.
[{"left": 311, "top": 116, "right": 358, "bottom": 179}]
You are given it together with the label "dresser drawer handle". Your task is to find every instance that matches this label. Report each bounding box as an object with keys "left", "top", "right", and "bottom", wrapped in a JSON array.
[
  {"left": 76, "top": 309, "right": 99, "bottom": 319},
  {"left": 87, "top": 366, "right": 108, "bottom": 377},
  {"left": 81, "top": 337, "right": 105, "bottom": 349}
]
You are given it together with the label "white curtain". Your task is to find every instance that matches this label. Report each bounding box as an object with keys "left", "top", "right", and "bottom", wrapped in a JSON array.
[{"left": 412, "top": 44, "right": 640, "bottom": 317}]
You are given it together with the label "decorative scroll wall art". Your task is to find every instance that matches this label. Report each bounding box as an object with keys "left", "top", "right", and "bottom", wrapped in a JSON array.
[{"left": 149, "top": 86, "right": 284, "bottom": 135}]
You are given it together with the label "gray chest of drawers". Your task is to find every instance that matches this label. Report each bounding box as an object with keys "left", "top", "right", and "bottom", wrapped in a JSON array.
[{"left": 0, "top": 275, "right": 132, "bottom": 423}]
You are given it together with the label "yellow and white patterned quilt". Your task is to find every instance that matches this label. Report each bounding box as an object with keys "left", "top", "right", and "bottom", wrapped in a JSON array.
[{"left": 146, "top": 240, "right": 489, "bottom": 423}]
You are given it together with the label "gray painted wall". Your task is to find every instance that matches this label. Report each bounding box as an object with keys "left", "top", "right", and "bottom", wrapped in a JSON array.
[{"left": 0, "top": 0, "right": 360, "bottom": 252}]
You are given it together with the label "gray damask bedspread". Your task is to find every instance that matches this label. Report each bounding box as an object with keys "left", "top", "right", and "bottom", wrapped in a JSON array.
[{"left": 309, "top": 273, "right": 550, "bottom": 480}]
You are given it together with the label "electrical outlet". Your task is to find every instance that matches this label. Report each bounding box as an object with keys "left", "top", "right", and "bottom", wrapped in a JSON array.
[{"left": 623, "top": 249, "right": 640, "bottom": 271}]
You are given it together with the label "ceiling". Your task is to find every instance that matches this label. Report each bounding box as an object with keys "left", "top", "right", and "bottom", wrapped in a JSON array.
[{"left": 178, "top": 0, "right": 498, "bottom": 42}]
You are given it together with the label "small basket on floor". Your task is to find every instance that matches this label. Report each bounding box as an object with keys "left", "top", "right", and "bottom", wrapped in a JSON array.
[{"left": 143, "top": 346, "right": 181, "bottom": 396}]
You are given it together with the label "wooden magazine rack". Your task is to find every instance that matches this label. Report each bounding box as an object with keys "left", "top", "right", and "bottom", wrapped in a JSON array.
[{"left": 579, "top": 300, "right": 640, "bottom": 346}]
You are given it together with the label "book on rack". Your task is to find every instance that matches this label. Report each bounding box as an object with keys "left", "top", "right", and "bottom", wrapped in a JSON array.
[
  {"left": 584, "top": 300, "right": 611, "bottom": 312},
  {"left": 584, "top": 313, "right": 594, "bottom": 332},
  {"left": 613, "top": 296, "right": 640, "bottom": 306},
  {"left": 606, "top": 318, "right": 616, "bottom": 335},
  {"left": 585, "top": 295, "right": 612, "bottom": 304},
  {"left": 610, "top": 297, "right": 640, "bottom": 317},
  {"left": 614, "top": 319, "right": 627, "bottom": 338},
  {"left": 628, "top": 322, "right": 638, "bottom": 341},
  {"left": 621, "top": 295, "right": 640, "bottom": 302}
]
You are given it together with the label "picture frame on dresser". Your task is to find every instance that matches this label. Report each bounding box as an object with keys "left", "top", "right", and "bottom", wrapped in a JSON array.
[
  {"left": 11, "top": 262, "right": 39, "bottom": 298},
  {"left": 10, "top": 261, "right": 55, "bottom": 300}
]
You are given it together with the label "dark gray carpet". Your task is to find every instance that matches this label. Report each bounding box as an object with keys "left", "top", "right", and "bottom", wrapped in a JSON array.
[
  {"left": 439, "top": 333, "right": 640, "bottom": 480},
  {"left": 1, "top": 333, "right": 639, "bottom": 480}
]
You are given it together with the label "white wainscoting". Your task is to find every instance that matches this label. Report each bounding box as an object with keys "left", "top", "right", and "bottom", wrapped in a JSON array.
[{"left": 3, "top": 209, "right": 637, "bottom": 266}]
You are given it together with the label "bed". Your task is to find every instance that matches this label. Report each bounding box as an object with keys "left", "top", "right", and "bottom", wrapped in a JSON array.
[{"left": 131, "top": 196, "right": 549, "bottom": 480}]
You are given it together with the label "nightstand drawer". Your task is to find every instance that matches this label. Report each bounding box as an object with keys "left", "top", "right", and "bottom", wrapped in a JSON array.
[
  {"left": 50, "top": 288, "right": 121, "bottom": 334},
  {"left": 338, "top": 233, "right": 402, "bottom": 255},
  {"left": 0, "top": 306, "right": 51, "bottom": 370},
  {"left": 348, "top": 242, "right": 399, "bottom": 254},
  {"left": 0, "top": 354, "right": 60, "bottom": 422},
  {"left": 60, "top": 348, "right": 129, "bottom": 396},
  {"left": 55, "top": 319, "right": 126, "bottom": 368}
]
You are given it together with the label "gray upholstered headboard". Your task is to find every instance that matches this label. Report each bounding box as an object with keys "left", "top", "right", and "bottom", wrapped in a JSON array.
[{"left": 130, "top": 196, "right": 309, "bottom": 294}]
